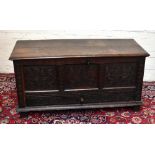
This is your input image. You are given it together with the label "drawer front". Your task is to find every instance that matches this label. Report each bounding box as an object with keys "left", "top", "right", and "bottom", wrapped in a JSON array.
[
  {"left": 26, "top": 93, "right": 80, "bottom": 107},
  {"left": 102, "top": 89, "right": 136, "bottom": 102},
  {"left": 25, "top": 89, "right": 136, "bottom": 107},
  {"left": 25, "top": 91, "right": 101, "bottom": 107},
  {"left": 78, "top": 89, "right": 135, "bottom": 104}
]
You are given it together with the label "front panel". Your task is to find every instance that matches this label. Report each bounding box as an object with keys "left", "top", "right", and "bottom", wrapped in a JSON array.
[
  {"left": 23, "top": 65, "right": 58, "bottom": 91},
  {"left": 103, "top": 62, "right": 137, "bottom": 87},
  {"left": 14, "top": 57, "right": 145, "bottom": 111},
  {"left": 63, "top": 64, "right": 98, "bottom": 90}
]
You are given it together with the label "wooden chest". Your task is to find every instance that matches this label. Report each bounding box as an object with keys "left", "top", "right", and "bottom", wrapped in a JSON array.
[{"left": 9, "top": 39, "right": 149, "bottom": 112}]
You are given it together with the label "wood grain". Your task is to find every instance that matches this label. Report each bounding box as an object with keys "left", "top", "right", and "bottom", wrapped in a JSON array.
[{"left": 9, "top": 39, "right": 149, "bottom": 60}]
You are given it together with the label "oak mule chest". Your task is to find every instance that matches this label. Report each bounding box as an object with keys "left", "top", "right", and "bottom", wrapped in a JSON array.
[{"left": 9, "top": 39, "right": 149, "bottom": 112}]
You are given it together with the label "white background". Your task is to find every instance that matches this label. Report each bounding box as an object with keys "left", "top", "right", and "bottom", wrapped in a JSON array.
[
  {"left": 0, "top": 0, "right": 155, "bottom": 30},
  {"left": 0, "top": 0, "right": 155, "bottom": 155}
]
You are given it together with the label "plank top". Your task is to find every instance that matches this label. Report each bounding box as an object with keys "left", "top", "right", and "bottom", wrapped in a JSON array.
[{"left": 9, "top": 39, "right": 149, "bottom": 60}]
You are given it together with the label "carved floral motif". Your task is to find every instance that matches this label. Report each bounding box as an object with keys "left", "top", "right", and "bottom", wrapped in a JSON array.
[
  {"left": 104, "top": 63, "right": 137, "bottom": 87},
  {"left": 23, "top": 65, "right": 58, "bottom": 90}
]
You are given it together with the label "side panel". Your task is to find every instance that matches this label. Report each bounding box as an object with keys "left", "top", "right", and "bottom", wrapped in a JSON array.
[{"left": 14, "top": 61, "right": 26, "bottom": 107}]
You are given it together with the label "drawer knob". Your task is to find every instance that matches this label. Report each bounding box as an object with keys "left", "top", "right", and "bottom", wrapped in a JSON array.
[
  {"left": 80, "top": 97, "right": 84, "bottom": 103},
  {"left": 86, "top": 60, "right": 90, "bottom": 65}
]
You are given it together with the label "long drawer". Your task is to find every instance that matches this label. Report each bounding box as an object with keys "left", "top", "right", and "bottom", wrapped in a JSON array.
[
  {"left": 25, "top": 89, "right": 136, "bottom": 107},
  {"left": 25, "top": 91, "right": 101, "bottom": 107}
]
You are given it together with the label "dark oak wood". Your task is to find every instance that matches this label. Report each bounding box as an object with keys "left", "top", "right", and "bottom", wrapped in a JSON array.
[
  {"left": 9, "top": 39, "right": 149, "bottom": 112},
  {"left": 17, "top": 101, "right": 142, "bottom": 112},
  {"left": 9, "top": 39, "right": 149, "bottom": 60}
]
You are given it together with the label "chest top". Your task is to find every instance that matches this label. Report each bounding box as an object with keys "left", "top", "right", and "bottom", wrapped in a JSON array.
[{"left": 9, "top": 39, "right": 149, "bottom": 60}]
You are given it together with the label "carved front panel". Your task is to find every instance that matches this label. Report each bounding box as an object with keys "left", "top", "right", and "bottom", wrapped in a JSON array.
[
  {"left": 23, "top": 65, "right": 58, "bottom": 90},
  {"left": 104, "top": 63, "right": 137, "bottom": 87},
  {"left": 63, "top": 64, "right": 98, "bottom": 89}
]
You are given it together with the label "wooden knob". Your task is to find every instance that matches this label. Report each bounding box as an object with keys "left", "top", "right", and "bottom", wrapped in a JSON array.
[
  {"left": 80, "top": 97, "right": 84, "bottom": 103},
  {"left": 87, "top": 60, "right": 90, "bottom": 65}
]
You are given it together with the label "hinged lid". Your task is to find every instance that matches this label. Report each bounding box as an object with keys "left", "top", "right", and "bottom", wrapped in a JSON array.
[{"left": 9, "top": 39, "right": 150, "bottom": 60}]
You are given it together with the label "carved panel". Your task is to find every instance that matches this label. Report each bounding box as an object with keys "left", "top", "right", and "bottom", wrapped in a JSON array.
[
  {"left": 104, "top": 63, "right": 137, "bottom": 87},
  {"left": 23, "top": 65, "right": 58, "bottom": 90},
  {"left": 63, "top": 64, "right": 98, "bottom": 89}
]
